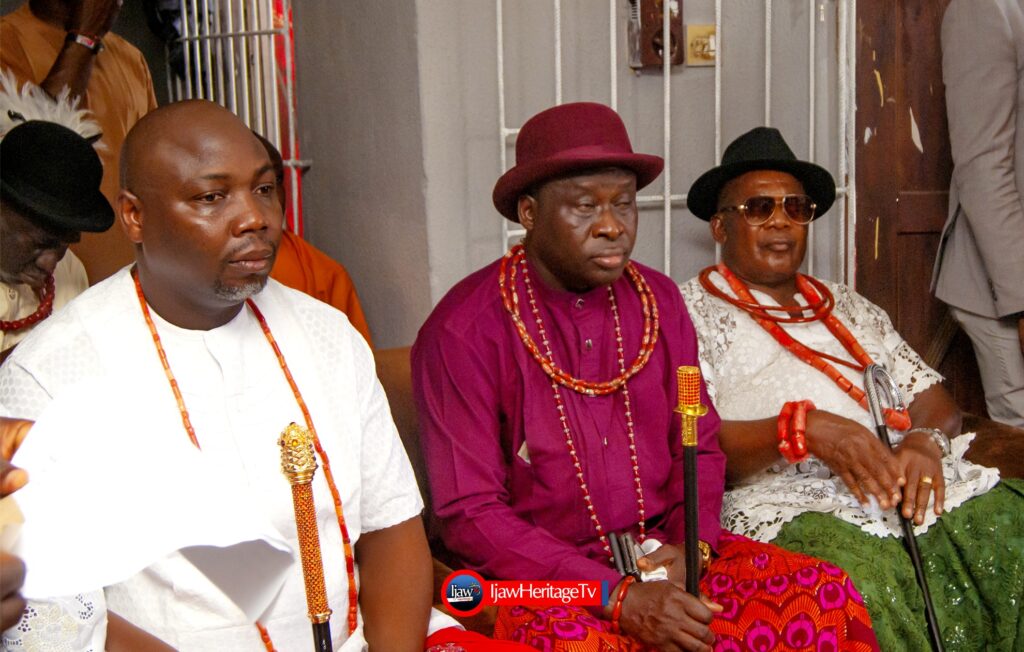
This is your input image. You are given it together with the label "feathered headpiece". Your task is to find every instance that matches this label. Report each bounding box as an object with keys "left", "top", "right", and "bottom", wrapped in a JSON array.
[{"left": 0, "top": 68, "right": 104, "bottom": 149}]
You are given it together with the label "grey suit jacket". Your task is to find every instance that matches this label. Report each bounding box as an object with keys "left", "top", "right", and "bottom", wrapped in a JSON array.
[{"left": 932, "top": 0, "right": 1024, "bottom": 319}]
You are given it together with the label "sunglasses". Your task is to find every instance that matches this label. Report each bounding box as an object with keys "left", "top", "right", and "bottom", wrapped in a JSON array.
[{"left": 716, "top": 194, "right": 817, "bottom": 226}]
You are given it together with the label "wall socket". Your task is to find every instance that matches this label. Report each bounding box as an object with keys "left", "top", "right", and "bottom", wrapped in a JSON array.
[{"left": 627, "top": 0, "right": 685, "bottom": 70}]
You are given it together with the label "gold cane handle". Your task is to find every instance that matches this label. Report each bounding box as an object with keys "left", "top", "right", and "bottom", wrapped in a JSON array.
[
  {"left": 279, "top": 423, "right": 333, "bottom": 625},
  {"left": 675, "top": 366, "right": 708, "bottom": 446}
]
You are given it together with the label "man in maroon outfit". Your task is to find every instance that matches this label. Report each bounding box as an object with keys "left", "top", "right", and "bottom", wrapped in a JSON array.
[{"left": 412, "top": 103, "right": 879, "bottom": 651}]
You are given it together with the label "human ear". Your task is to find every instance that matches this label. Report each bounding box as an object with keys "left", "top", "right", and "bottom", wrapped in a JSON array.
[
  {"left": 518, "top": 195, "right": 538, "bottom": 231},
  {"left": 118, "top": 190, "right": 144, "bottom": 244},
  {"left": 710, "top": 215, "right": 728, "bottom": 245}
]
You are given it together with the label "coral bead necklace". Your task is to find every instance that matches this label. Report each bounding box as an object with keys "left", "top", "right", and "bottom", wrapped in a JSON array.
[
  {"left": 699, "top": 263, "right": 910, "bottom": 430},
  {"left": 0, "top": 274, "right": 55, "bottom": 332},
  {"left": 500, "top": 244, "right": 656, "bottom": 563}
]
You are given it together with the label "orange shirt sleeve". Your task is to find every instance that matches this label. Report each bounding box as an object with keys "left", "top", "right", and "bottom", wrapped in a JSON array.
[{"left": 271, "top": 231, "right": 374, "bottom": 347}]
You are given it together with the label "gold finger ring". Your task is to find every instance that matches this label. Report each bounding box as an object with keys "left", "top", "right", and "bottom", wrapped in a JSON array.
[{"left": 919, "top": 476, "right": 933, "bottom": 486}]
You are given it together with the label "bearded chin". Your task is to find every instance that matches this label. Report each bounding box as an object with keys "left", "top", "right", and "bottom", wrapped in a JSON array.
[{"left": 214, "top": 276, "right": 267, "bottom": 303}]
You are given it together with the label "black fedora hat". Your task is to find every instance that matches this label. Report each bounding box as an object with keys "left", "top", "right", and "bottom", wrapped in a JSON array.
[
  {"left": 1, "top": 120, "right": 113, "bottom": 233},
  {"left": 686, "top": 126, "right": 835, "bottom": 221}
]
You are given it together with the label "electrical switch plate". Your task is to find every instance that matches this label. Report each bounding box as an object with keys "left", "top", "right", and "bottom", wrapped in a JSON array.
[{"left": 685, "top": 24, "right": 716, "bottom": 66}]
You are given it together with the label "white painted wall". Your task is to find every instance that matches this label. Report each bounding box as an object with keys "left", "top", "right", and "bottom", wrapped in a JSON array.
[
  {"left": 293, "top": 1, "right": 433, "bottom": 348},
  {"left": 295, "top": 0, "right": 844, "bottom": 347}
]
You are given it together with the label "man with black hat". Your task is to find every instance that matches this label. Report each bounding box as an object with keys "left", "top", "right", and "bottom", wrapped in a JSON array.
[
  {"left": 413, "top": 105, "right": 879, "bottom": 651},
  {"left": 681, "top": 126, "right": 1024, "bottom": 649},
  {"left": 1, "top": 91, "right": 113, "bottom": 362},
  {"left": 2, "top": 0, "right": 158, "bottom": 283}
]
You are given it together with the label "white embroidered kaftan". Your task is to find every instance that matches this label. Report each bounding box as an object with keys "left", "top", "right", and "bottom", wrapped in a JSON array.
[{"left": 680, "top": 272, "right": 999, "bottom": 542}]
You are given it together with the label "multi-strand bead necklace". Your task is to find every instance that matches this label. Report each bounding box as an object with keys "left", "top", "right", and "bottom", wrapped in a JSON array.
[
  {"left": 699, "top": 263, "right": 911, "bottom": 431},
  {"left": 499, "top": 244, "right": 659, "bottom": 564}
]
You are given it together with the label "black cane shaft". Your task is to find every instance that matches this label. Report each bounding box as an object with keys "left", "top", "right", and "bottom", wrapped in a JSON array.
[
  {"left": 899, "top": 508, "right": 944, "bottom": 651},
  {"left": 878, "top": 423, "right": 944, "bottom": 652},
  {"left": 312, "top": 622, "right": 332, "bottom": 652},
  {"left": 683, "top": 446, "right": 700, "bottom": 596}
]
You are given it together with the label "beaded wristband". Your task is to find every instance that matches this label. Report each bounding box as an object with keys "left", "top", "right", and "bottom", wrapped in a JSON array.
[
  {"left": 610, "top": 575, "right": 636, "bottom": 634},
  {"left": 777, "top": 399, "right": 815, "bottom": 463}
]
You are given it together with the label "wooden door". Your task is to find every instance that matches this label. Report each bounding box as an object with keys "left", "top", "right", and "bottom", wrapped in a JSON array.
[{"left": 854, "top": 0, "right": 987, "bottom": 415}]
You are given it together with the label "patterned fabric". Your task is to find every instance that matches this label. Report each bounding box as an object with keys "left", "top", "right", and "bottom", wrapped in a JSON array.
[
  {"left": 0, "top": 593, "right": 104, "bottom": 652},
  {"left": 494, "top": 533, "right": 879, "bottom": 652},
  {"left": 772, "top": 479, "right": 1024, "bottom": 652},
  {"left": 680, "top": 274, "right": 1000, "bottom": 540},
  {"left": 496, "top": 605, "right": 645, "bottom": 652},
  {"left": 425, "top": 626, "right": 533, "bottom": 651}
]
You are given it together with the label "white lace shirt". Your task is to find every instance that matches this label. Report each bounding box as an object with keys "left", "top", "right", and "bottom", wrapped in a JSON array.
[{"left": 680, "top": 272, "right": 999, "bottom": 542}]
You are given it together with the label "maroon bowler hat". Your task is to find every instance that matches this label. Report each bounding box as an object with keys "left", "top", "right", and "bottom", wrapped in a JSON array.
[{"left": 492, "top": 102, "right": 664, "bottom": 221}]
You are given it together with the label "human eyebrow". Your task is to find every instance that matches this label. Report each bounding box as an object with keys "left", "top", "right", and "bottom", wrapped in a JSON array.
[
  {"left": 195, "top": 164, "right": 274, "bottom": 184},
  {"left": 197, "top": 173, "right": 231, "bottom": 182}
]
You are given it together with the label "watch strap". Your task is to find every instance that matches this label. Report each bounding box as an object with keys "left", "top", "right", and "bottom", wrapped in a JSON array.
[{"left": 66, "top": 32, "right": 103, "bottom": 53}]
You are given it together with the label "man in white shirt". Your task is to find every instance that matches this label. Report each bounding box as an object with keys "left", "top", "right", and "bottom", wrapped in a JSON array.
[{"left": 0, "top": 100, "right": 443, "bottom": 650}]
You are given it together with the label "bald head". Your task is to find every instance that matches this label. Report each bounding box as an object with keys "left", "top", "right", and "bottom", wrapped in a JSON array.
[
  {"left": 120, "top": 100, "right": 267, "bottom": 196},
  {"left": 117, "top": 99, "right": 282, "bottom": 330}
]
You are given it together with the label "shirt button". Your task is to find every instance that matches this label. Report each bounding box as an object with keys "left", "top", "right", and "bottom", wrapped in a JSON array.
[
  {"left": 575, "top": 298, "right": 585, "bottom": 309},
  {"left": 585, "top": 338, "right": 593, "bottom": 351}
]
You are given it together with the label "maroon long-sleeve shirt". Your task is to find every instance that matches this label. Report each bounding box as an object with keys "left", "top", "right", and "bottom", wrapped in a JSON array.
[{"left": 412, "top": 257, "right": 724, "bottom": 587}]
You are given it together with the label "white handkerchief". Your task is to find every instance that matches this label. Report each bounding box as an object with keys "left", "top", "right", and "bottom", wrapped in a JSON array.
[
  {"left": 11, "top": 375, "right": 294, "bottom": 622},
  {"left": 637, "top": 538, "right": 669, "bottom": 582}
]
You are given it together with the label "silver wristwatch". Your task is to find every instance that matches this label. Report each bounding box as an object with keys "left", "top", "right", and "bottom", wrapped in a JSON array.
[{"left": 907, "top": 427, "right": 950, "bottom": 457}]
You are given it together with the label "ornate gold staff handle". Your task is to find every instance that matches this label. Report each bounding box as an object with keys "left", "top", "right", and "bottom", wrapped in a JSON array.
[
  {"left": 279, "top": 423, "right": 333, "bottom": 652},
  {"left": 675, "top": 366, "right": 708, "bottom": 596}
]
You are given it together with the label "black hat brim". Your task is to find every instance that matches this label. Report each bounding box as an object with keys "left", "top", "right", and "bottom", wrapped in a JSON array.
[
  {"left": 687, "top": 158, "right": 836, "bottom": 222},
  {"left": 1, "top": 177, "right": 114, "bottom": 233}
]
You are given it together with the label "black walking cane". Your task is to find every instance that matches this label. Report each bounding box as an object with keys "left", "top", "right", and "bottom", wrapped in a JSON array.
[
  {"left": 676, "top": 366, "right": 708, "bottom": 596},
  {"left": 864, "top": 364, "right": 944, "bottom": 652}
]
